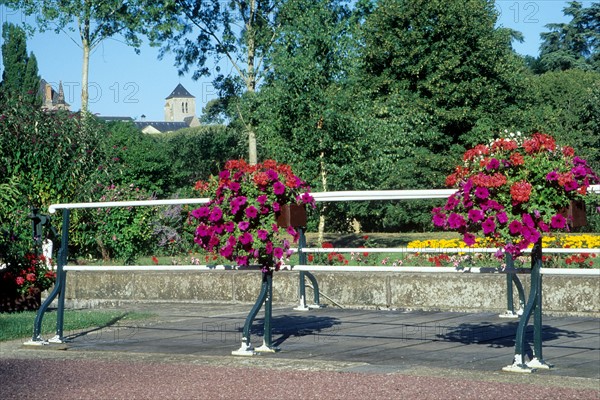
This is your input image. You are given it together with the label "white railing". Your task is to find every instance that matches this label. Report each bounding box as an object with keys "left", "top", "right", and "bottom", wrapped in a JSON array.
[{"left": 47, "top": 188, "right": 600, "bottom": 276}]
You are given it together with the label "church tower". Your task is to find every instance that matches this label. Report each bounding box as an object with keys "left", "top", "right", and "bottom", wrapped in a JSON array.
[{"left": 164, "top": 84, "right": 196, "bottom": 122}]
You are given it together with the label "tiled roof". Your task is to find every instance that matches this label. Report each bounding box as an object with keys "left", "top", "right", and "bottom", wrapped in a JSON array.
[
  {"left": 134, "top": 121, "right": 189, "bottom": 133},
  {"left": 165, "top": 83, "right": 195, "bottom": 99}
]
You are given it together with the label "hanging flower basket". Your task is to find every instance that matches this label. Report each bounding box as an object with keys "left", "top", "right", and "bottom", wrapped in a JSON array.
[
  {"left": 559, "top": 200, "right": 587, "bottom": 228},
  {"left": 433, "top": 132, "right": 599, "bottom": 257},
  {"left": 192, "top": 159, "right": 315, "bottom": 271},
  {"left": 276, "top": 204, "right": 307, "bottom": 228}
]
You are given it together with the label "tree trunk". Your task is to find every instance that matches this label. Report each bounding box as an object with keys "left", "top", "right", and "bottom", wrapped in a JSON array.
[
  {"left": 245, "top": 1, "right": 258, "bottom": 165},
  {"left": 81, "top": 39, "right": 90, "bottom": 113},
  {"left": 317, "top": 140, "right": 328, "bottom": 246}
]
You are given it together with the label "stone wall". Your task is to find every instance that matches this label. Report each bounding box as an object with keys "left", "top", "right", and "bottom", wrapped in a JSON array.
[{"left": 62, "top": 270, "right": 600, "bottom": 317}]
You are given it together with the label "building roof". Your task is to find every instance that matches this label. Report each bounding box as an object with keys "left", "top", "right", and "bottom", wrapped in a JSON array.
[
  {"left": 165, "top": 83, "right": 195, "bottom": 100},
  {"left": 133, "top": 121, "right": 189, "bottom": 133},
  {"left": 97, "top": 116, "right": 134, "bottom": 122}
]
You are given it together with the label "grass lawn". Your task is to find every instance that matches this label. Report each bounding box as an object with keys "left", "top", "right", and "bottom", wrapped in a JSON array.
[{"left": 0, "top": 309, "right": 154, "bottom": 342}]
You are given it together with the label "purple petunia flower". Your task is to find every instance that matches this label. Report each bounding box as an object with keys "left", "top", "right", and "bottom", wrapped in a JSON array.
[
  {"left": 257, "top": 195, "right": 268, "bottom": 205},
  {"left": 257, "top": 229, "right": 269, "bottom": 241},
  {"left": 546, "top": 171, "right": 559, "bottom": 181},
  {"left": 224, "top": 221, "right": 235, "bottom": 233},
  {"left": 209, "top": 207, "right": 223, "bottom": 222},
  {"left": 245, "top": 206, "right": 258, "bottom": 219},
  {"left": 475, "top": 187, "right": 489, "bottom": 200},
  {"left": 509, "top": 220, "right": 523, "bottom": 235},
  {"left": 482, "top": 218, "right": 496, "bottom": 235},
  {"left": 220, "top": 245, "right": 233, "bottom": 258},
  {"left": 496, "top": 212, "right": 508, "bottom": 224},
  {"left": 238, "top": 221, "right": 250, "bottom": 231},
  {"left": 550, "top": 214, "right": 566, "bottom": 229},
  {"left": 432, "top": 213, "right": 447, "bottom": 227},
  {"left": 486, "top": 158, "right": 500, "bottom": 171},
  {"left": 191, "top": 207, "right": 210, "bottom": 219},
  {"left": 447, "top": 213, "right": 466, "bottom": 229},
  {"left": 521, "top": 214, "right": 535, "bottom": 228},
  {"left": 272, "top": 202, "right": 281, "bottom": 212},
  {"left": 273, "top": 182, "right": 286, "bottom": 195},
  {"left": 266, "top": 169, "right": 279, "bottom": 181},
  {"left": 265, "top": 242, "right": 273, "bottom": 254},
  {"left": 521, "top": 226, "right": 540, "bottom": 244},
  {"left": 444, "top": 195, "right": 460, "bottom": 211},
  {"left": 273, "top": 247, "right": 284, "bottom": 258},
  {"left": 463, "top": 233, "right": 476, "bottom": 246},
  {"left": 564, "top": 180, "right": 578, "bottom": 191},
  {"left": 468, "top": 209, "right": 484, "bottom": 223},
  {"left": 229, "top": 182, "right": 240, "bottom": 192},
  {"left": 239, "top": 232, "right": 254, "bottom": 245}
]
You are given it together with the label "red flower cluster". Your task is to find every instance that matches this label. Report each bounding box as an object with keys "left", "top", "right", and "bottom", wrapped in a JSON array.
[
  {"left": 565, "top": 253, "right": 595, "bottom": 268},
  {"left": 471, "top": 172, "right": 507, "bottom": 188},
  {"left": 523, "top": 133, "right": 556, "bottom": 154},
  {"left": 510, "top": 181, "right": 532, "bottom": 203}
]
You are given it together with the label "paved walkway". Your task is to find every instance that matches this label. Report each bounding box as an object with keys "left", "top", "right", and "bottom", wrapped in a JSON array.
[{"left": 1, "top": 303, "right": 599, "bottom": 399}]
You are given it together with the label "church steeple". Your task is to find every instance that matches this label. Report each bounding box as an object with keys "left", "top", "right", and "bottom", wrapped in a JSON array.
[{"left": 164, "top": 84, "right": 196, "bottom": 122}]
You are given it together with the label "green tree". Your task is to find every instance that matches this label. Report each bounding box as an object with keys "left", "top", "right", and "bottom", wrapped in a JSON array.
[
  {"left": 0, "top": 0, "right": 150, "bottom": 112},
  {"left": 255, "top": 0, "right": 361, "bottom": 236},
  {"left": 538, "top": 1, "right": 599, "bottom": 72},
  {"left": 0, "top": 22, "right": 40, "bottom": 104},
  {"left": 359, "top": 0, "right": 525, "bottom": 145},
  {"left": 149, "top": 0, "right": 282, "bottom": 165}
]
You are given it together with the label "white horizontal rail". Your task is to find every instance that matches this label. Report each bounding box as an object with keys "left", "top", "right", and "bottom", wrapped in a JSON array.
[
  {"left": 48, "top": 186, "right": 600, "bottom": 212},
  {"left": 48, "top": 198, "right": 210, "bottom": 213},
  {"left": 47, "top": 190, "right": 455, "bottom": 213},
  {"left": 297, "top": 247, "right": 600, "bottom": 254}
]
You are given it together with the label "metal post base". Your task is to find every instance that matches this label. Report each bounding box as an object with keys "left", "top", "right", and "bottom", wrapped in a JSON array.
[
  {"left": 23, "top": 338, "right": 49, "bottom": 346},
  {"left": 498, "top": 308, "right": 523, "bottom": 319},
  {"left": 48, "top": 335, "right": 66, "bottom": 344},
  {"left": 502, "top": 355, "right": 536, "bottom": 373},
  {"left": 231, "top": 339, "right": 256, "bottom": 356},
  {"left": 293, "top": 295, "right": 311, "bottom": 311},
  {"left": 255, "top": 340, "right": 280, "bottom": 353},
  {"left": 527, "top": 357, "right": 554, "bottom": 370}
]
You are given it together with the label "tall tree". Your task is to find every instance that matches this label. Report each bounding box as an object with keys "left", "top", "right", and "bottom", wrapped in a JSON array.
[
  {"left": 359, "top": 0, "right": 525, "bottom": 146},
  {"left": 149, "top": 0, "right": 282, "bottom": 165},
  {"left": 256, "top": 0, "right": 359, "bottom": 236},
  {"left": 0, "top": 22, "right": 39, "bottom": 104},
  {"left": 538, "top": 1, "right": 599, "bottom": 72},
  {"left": 0, "top": 0, "right": 149, "bottom": 112}
]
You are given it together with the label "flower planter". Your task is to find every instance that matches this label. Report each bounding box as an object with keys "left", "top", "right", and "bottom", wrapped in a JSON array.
[
  {"left": 560, "top": 200, "right": 587, "bottom": 228},
  {"left": 276, "top": 204, "right": 307, "bottom": 228},
  {"left": 0, "top": 287, "right": 42, "bottom": 313}
]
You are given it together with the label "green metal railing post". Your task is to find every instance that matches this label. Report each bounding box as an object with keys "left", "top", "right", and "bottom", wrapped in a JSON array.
[
  {"left": 503, "top": 238, "right": 553, "bottom": 372},
  {"left": 232, "top": 269, "right": 279, "bottom": 355},
  {"left": 295, "top": 228, "right": 321, "bottom": 310},
  {"left": 27, "top": 209, "right": 70, "bottom": 345},
  {"left": 501, "top": 253, "right": 525, "bottom": 318}
]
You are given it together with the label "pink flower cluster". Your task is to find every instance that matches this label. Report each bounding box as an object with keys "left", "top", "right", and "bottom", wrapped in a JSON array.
[
  {"left": 191, "top": 159, "right": 315, "bottom": 271},
  {"left": 433, "top": 133, "right": 599, "bottom": 257}
]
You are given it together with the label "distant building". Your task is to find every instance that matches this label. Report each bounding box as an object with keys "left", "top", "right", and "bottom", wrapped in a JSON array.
[
  {"left": 39, "top": 79, "right": 70, "bottom": 111},
  {"left": 97, "top": 83, "right": 200, "bottom": 133},
  {"left": 164, "top": 83, "right": 197, "bottom": 123}
]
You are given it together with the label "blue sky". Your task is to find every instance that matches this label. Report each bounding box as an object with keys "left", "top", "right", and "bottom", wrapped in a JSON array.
[{"left": 0, "top": 1, "right": 594, "bottom": 121}]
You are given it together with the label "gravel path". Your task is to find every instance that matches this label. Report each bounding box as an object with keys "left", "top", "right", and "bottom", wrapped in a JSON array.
[{"left": 1, "top": 357, "right": 599, "bottom": 400}]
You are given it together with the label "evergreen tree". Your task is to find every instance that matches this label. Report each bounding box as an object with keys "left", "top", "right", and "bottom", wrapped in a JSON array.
[
  {"left": 0, "top": 22, "right": 39, "bottom": 104},
  {"left": 538, "top": 1, "right": 599, "bottom": 72}
]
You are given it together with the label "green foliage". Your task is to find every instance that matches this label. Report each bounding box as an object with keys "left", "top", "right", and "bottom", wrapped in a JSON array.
[
  {"left": 93, "top": 121, "right": 175, "bottom": 196},
  {"left": 511, "top": 70, "right": 600, "bottom": 170},
  {"left": 0, "top": 22, "right": 40, "bottom": 105},
  {"left": 538, "top": 1, "right": 599, "bottom": 72},
  {"left": 71, "top": 184, "right": 156, "bottom": 264},
  {"left": 158, "top": 125, "right": 244, "bottom": 188}
]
